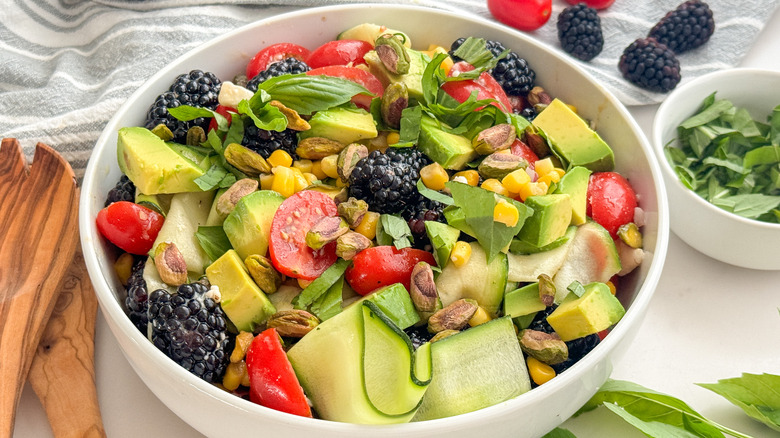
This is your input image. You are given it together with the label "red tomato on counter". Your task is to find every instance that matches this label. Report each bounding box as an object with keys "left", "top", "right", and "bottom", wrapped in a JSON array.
[
  {"left": 345, "top": 246, "right": 437, "bottom": 296},
  {"left": 246, "top": 43, "right": 310, "bottom": 79},
  {"left": 96, "top": 201, "right": 164, "bottom": 255},
  {"left": 306, "top": 39, "right": 373, "bottom": 68},
  {"left": 587, "top": 172, "right": 637, "bottom": 238},
  {"left": 487, "top": 0, "right": 552, "bottom": 32}
]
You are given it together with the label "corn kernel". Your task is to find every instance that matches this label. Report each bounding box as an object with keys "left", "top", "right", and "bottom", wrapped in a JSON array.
[
  {"left": 450, "top": 241, "right": 472, "bottom": 267},
  {"left": 222, "top": 361, "right": 247, "bottom": 391},
  {"left": 494, "top": 199, "right": 519, "bottom": 227},
  {"left": 420, "top": 162, "right": 448, "bottom": 191},
  {"left": 355, "top": 211, "right": 380, "bottom": 240},
  {"left": 230, "top": 331, "right": 255, "bottom": 363},
  {"left": 268, "top": 149, "right": 293, "bottom": 168},
  {"left": 481, "top": 178, "right": 509, "bottom": 196},
  {"left": 303, "top": 172, "right": 319, "bottom": 185},
  {"left": 292, "top": 159, "right": 313, "bottom": 174},
  {"left": 114, "top": 252, "right": 134, "bottom": 286},
  {"left": 567, "top": 104, "right": 578, "bottom": 113},
  {"left": 517, "top": 181, "right": 549, "bottom": 201},
  {"left": 453, "top": 170, "right": 479, "bottom": 186},
  {"left": 259, "top": 173, "right": 274, "bottom": 190},
  {"left": 386, "top": 132, "right": 401, "bottom": 145},
  {"left": 271, "top": 166, "right": 295, "bottom": 197},
  {"left": 537, "top": 174, "right": 554, "bottom": 187},
  {"left": 293, "top": 169, "right": 309, "bottom": 192},
  {"left": 534, "top": 157, "right": 554, "bottom": 177},
  {"left": 311, "top": 160, "right": 328, "bottom": 180},
  {"left": 468, "top": 306, "right": 491, "bottom": 327},
  {"left": 502, "top": 169, "right": 531, "bottom": 193},
  {"left": 551, "top": 168, "right": 566, "bottom": 180},
  {"left": 606, "top": 280, "right": 617, "bottom": 295},
  {"left": 320, "top": 154, "right": 340, "bottom": 179},
  {"left": 527, "top": 357, "right": 556, "bottom": 385}
]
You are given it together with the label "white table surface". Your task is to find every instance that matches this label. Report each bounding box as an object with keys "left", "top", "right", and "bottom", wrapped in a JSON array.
[{"left": 12, "top": 6, "right": 780, "bottom": 438}]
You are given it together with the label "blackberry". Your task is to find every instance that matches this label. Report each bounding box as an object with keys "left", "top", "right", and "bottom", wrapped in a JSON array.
[
  {"left": 144, "top": 70, "right": 222, "bottom": 143},
  {"left": 124, "top": 257, "right": 149, "bottom": 334},
  {"left": 246, "top": 57, "right": 311, "bottom": 92},
  {"left": 551, "top": 333, "right": 600, "bottom": 374},
  {"left": 404, "top": 197, "right": 446, "bottom": 250},
  {"left": 148, "top": 282, "right": 229, "bottom": 383},
  {"left": 618, "top": 37, "right": 681, "bottom": 93},
  {"left": 527, "top": 304, "right": 558, "bottom": 334},
  {"left": 520, "top": 107, "right": 537, "bottom": 121},
  {"left": 648, "top": 0, "right": 714, "bottom": 54},
  {"left": 557, "top": 3, "right": 604, "bottom": 61},
  {"left": 450, "top": 38, "right": 536, "bottom": 96},
  {"left": 348, "top": 148, "right": 430, "bottom": 215},
  {"left": 105, "top": 175, "right": 136, "bottom": 207},
  {"left": 405, "top": 325, "right": 434, "bottom": 350},
  {"left": 242, "top": 123, "right": 299, "bottom": 160}
]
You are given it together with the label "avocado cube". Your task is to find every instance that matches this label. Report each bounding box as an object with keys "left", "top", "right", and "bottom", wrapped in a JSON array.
[
  {"left": 546, "top": 282, "right": 625, "bottom": 341},
  {"left": 554, "top": 166, "right": 592, "bottom": 226},
  {"left": 532, "top": 99, "right": 614, "bottom": 172},
  {"left": 205, "top": 249, "right": 276, "bottom": 332},
  {"left": 504, "top": 283, "right": 546, "bottom": 318},
  {"left": 222, "top": 190, "right": 284, "bottom": 261},
  {"left": 417, "top": 114, "right": 477, "bottom": 170},
  {"left": 516, "top": 194, "right": 572, "bottom": 248},
  {"left": 298, "top": 106, "right": 377, "bottom": 145}
]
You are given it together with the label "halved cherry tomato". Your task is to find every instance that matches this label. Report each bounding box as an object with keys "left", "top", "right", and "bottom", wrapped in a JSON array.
[
  {"left": 306, "top": 66, "right": 383, "bottom": 110},
  {"left": 268, "top": 190, "right": 338, "bottom": 281},
  {"left": 245, "top": 328, "right": 312, "bottom": 417},
  {"left": 246, "top": 43, "right": 310, "bottom": 80},
  {"left": 208, "top": 104, "right": 234, "bottom": 132},
  {"left": 345, "top": 246, "right": 437, "bottom": 296},
  {"left": 586, "top": 172, "right": 637, "bottom": 238},
  {"left": 306, "top": 39, "right": 373, "bottom": 68},
  {"left": 443, "top": 62, "right": 512, "bottom": 113},
  {"left": 488, "top": 0, "right": 552, "bottom": 32},
  {"left": 510, "top": 139, "right": 539, "bottom": 165},
  {"left": 96, "top": 201, "right": 164, "bottom": 255}
]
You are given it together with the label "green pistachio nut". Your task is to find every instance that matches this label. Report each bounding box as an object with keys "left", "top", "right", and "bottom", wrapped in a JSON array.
[
  {"left": 245, "top": 254, "right": 282, "bottom": 294},
  {"left": 337, "top": 143, "right": 368, "bottom": 181},
  {"left": 473, "top": 123, "right": 516, "bottom": 155},
  {"left": 381, "top": 82, "right": 409, "bottom": 129},
  {"left": 267, "top": 309, "right": 320, "bottom": 337},
  {"left": 478, "top": 152, "right": 526, "bottom": 179},
  {"left": 428, "top": 298, "right": 478, "bottom": 333},
  {"left": 518, "top": 329, "right": 569, "bottom": 365},
  {"left": 337, "top": 197, "right": 369, "bottom": 227},
  {"left": 335, "top": 231, "right": 371, "bottom": 261},
  {"left": 375, "top": 33, "right": 411, "bottom": 75},
  {"left": 306, "top": 216, "right": 349, "bottom": 250},
  {"left": 224, "top": 142, "right": 271, "bottom": 176},
  {"left": 295, "top": 137, "right": 346, "bottom": 160}
]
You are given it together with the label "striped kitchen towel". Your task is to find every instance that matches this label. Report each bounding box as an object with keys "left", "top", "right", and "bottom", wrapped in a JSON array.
[{"left": 1, "top": 0, "right": 776, "bottom": 178}]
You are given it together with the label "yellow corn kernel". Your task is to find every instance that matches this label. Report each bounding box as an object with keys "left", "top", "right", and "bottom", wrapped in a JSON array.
[
  {"left": 567, "top": 104, "right": 578, "bottom": 113},
  {"left": 453, "top": 169, "right": 479, "bottom": 186},
  {"left": 450, "top": 241, "right": 472, "bottom": 267},
  {"left": 420, "top": 162, "right": 448, "bottom": 191},
  {"left": 222, "top": 361, "right": 247, "bottom": 391},
  {"left": 551, "top": 168, "right": 566, "bottom": 180},
  {"left": 230, "top": 331, "right": 255, "bottom": 363},
  {"left": 259, "top": 173, "right": 274, "bottom": 190},
  {"left": 298, "top": 278, "right": 313, "bottom": 289},
  {"left": 481, "top": 178, "right": 509, "bottom": 197},
  {"left": 606, "top": 280, "right": 617, "bottom": 295},
  {"left": 268, "top": 149, "right": 293, "bottom": 168},
  {"left": 501, "top": 169, "right": 531, "bottom": 193},
  {"left": 290, "top": 167, "right": 309, "bottom": 192},
  {"left": 311, "top": 160, "right": 328, "bottom": 180},
  {"left": 516, "top": 181, "right": 550, "bottom": 201},
  {"left": 468, "top": 306, "right": 492, "bottom": 327},
  {"left": 292, "top": 159, "right": 313, "bottom": 174},
  {"left": 534, "top": 157, "right": 554, "bottom": 177},
  {"left": 114, "top": 252, "right": 134, "bottom": 286},
  {"left": 271, "top": 166, "right": 295, "bottom": 197},
  {"left": 320, "top": 154, "right": 340, "bottom": 179},
  {"left": 424, "top": 45, "right": 454, "bottom": 75},
  {"left": 527, "top": 357, "right": 556, "bottom": 385},
  {"left": 303, "top": 172, "right": 319, "bottom": 185},
  {"left": 386, "top": 132, "right": 401, "bottom": 145},
  {"left": 494, "top": 199, "right": 520, "bottom": 227},
  {"left": 355, "top": 211, "right": 380, "bottom": 240}
]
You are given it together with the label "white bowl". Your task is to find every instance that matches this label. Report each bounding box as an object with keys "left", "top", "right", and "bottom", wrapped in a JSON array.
[
  {"left": 80, "top": 4, "right": 669, "bottom": 437},
  {"left": 653, "top": 68, "right": 780, "bottom": 270}
]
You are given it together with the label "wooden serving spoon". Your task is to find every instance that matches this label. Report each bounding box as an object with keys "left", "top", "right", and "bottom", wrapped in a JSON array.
[{"left": 0, "top": 139, "right": 80, "bottom": 437}]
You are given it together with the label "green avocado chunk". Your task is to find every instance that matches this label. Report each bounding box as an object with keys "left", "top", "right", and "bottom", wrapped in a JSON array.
[
  {"left": 554, "top": 166, "right": 592, "bottom": 226},
  {"left": 417, "top": 114, "right": 477, "bottom": 170},
  {"left": 205, "top": 249, "right": 276, "bottom": 332},
  {"left": 546, "top": 282, "right": 625, "bottom": 341},
  {"left": 532, "top": 99, "right": 614, "bottom": 172},
  {"left": 504, "top": 282, "right": 547, "bottom": 319},
  {"left": 298, "top": 106, "right": 377, "bottom": 145},
  {"left": 117, "top": 127, "right": 207, "bottom": 195},
  {"left": 222, "top": 190, "right": 284, "bottom": 261},
  {"left": 424, "top": 221, "right": 460, "bottom": 268},
  {"left": 516, "top": 194, "right": 572, "bottom": 248},
  {"left": 364, "top": 48, "right": 427, "bottom": 102}
]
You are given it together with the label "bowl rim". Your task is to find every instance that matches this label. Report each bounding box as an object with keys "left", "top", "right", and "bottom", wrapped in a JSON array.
[
  {"left": 79, "top": 2, "right": 669, "bottom": 433},
  {"left": 652, "top": 67, "right": 780, "bottom": 231}
]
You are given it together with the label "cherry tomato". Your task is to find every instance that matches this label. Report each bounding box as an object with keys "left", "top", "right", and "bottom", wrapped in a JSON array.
[
  {"left": 510, "top": 139, "right": 539, "bottom": 165},
  {"left": 443, "top": 62, "right": 512, "bottom": 112},
  {"left": 586, "top": 172, "right": 637, "bottom": 238},
  {"left": 306, "top": 39, "right": 373, "bottom": 68},
  {"left": 268, "top": 190, "right": 338, "bottom": 281},
  {"left": 96, "top": 201, "right": 164, "bottom": 255},
  {"left": 488, "top": 0, "right": 552, "bottom": 32},
  {"left": 565, "top": 0, "right": 615, "bottom": 9},
  {"left": 345, "top": 246, "right": 437, "bottom": 296},
  {"left": 246, "top": 43, "right": 310, "bottom": 80},
  {"left": 306, "top": 66, "right": 383, "bottom": 110},
  {"left": 207, "top": 104, "right": 234, "bottom": 132},
  {"left": 245, "top": 328, "right": 312, "bottom": 417}
]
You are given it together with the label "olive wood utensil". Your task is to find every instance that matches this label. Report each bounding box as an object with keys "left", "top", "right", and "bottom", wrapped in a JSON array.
[
  {"left": 28, "top": 244, "right": 106, "bottom": 437},
  {"left": 0, "top": 139, "right": 80, "bottom": 438}
]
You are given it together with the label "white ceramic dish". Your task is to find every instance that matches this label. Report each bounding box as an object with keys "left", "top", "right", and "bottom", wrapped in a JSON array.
[
  {"left": 80, "top": 4, "right": 669, "bottom": 437},
  {"left": 653, "top": 68, "right": 780, "bottom": 270}
]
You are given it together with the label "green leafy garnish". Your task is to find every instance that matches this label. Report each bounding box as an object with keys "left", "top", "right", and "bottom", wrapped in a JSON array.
[
  {"left": 257, "top": 74, "right": 371, "bottom": 115},
  {"left": 194, "top": 226, "right": 232, "bottom": 263},
  {"left": 698, "top": 373, "right": 780, "bottom": 432},
  {"left": 541, "top": 428, "right": 577, "bottom": 438},
  {"left": 376, "top": 214, "right": 414, "bottom": 249},
  {"left": 293, "top": 259, "right": 350, "bottom": 310},
  {"left": 309, "top": 276, "right": 344, "bottom": 321},
  {"left": 167, "top": 105, "right": 228, "bottom": 132},
  {"left": 237, "top": 98, "right": 287, "bottom": 132},
  {"left": 449, "top": 37, "right": 507, "bottom": 79},
  {"left": 566, "top": 281, "right": 586, "bottom": 298},
  {"left": 193, "top": 163, "right": 229, "bottom": 191},
  {"left": 665, "top": 93, "right": 780, "bottom": 223},
  {"left": 416, "top": 179, "right": 453, "bottom": 206}
]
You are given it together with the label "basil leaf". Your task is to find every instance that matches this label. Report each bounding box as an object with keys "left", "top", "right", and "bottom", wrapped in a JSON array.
[
  {"left": 698, "top": 373, "right": 780, "bottom": 433},
  {"left": 416, "top": 179, "right": 454, "bottom": 206},
  {"left": 376, "top": 214, "right": 414, "bottom": 249},
  {"left": 195, "top": 226, "right": 232, "bottom": 263},
  {"left": 167, "top": 105, "right": 216, "bottom": 122},
  {"left": 602, "top": 403, "right": 702, "bottom": 438},
  {"left": 237, "top": 99, "right": 287, "bottom": 132},
  {"left": 566, "top": 281, "right": 585, "bottom": 298},
  {"left": 258, "top": 74, "right": 370, "bottom": 115},
  {"left": 398, "top": 105, "right": 423, "bottom": 146},
  {"left": 451, "top": 36, "right": 507, "bottom": 73},
  {"left": 293, "top": 259, "right": 350, "bottom": 309},
  {"left": 193, "top": 163, "right": 228, "bottom": 191},
  {"left": 309, "top": 276, "right": 344, "bottom": 321},
  {"left": 541, "top": 428, "right": 577, "bottom": 438},
  {"left": 223, "top": 115, "right": 245, "bottom": 150},
  {"left": 711, "top": 193, "right": 780, "bottom": 218}
]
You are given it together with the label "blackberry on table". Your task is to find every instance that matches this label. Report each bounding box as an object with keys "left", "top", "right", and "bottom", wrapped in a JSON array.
[
  {"left": 618, "top": 37, "right": 681, "bottom": 93},
  {"left": 557, "top": 3, "right": 604, "bottom": 61},
  {"left": 648, "top": 0, "right": 714, "bottom": 54},
  {"left": 246, "top": 57, "right": 311, "bottom": 92},
  {"left": 449, "top": 38, "right": 536, "bottom": 96},
  {"left": 105, "top": 175, "right": 136, "bottom": 207},
  {"left": 242, "top": 123, "right": 299, "bottom": 160},
  {"left": 124, "top": 257, "right": 149, "bottom": 334},
  {"left": 144, "top": 70, "right": 222, "bottom": 143},
  {"left": 348, "top": 148, "right": 430, "bottom": 216},
  {"left": 148, "top": 282, "right": 229, "bottom": 383}
]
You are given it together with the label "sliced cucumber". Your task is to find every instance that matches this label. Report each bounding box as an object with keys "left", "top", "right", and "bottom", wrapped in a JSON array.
[
  {"left": 553, "top": 221, "right": 621, "bottom": 302},
  {"left": 435, "top": 242, "right": 507, "bottom": 316},
  {"left": 506, "top": 226, "right": 576, "bottom": 283}
]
